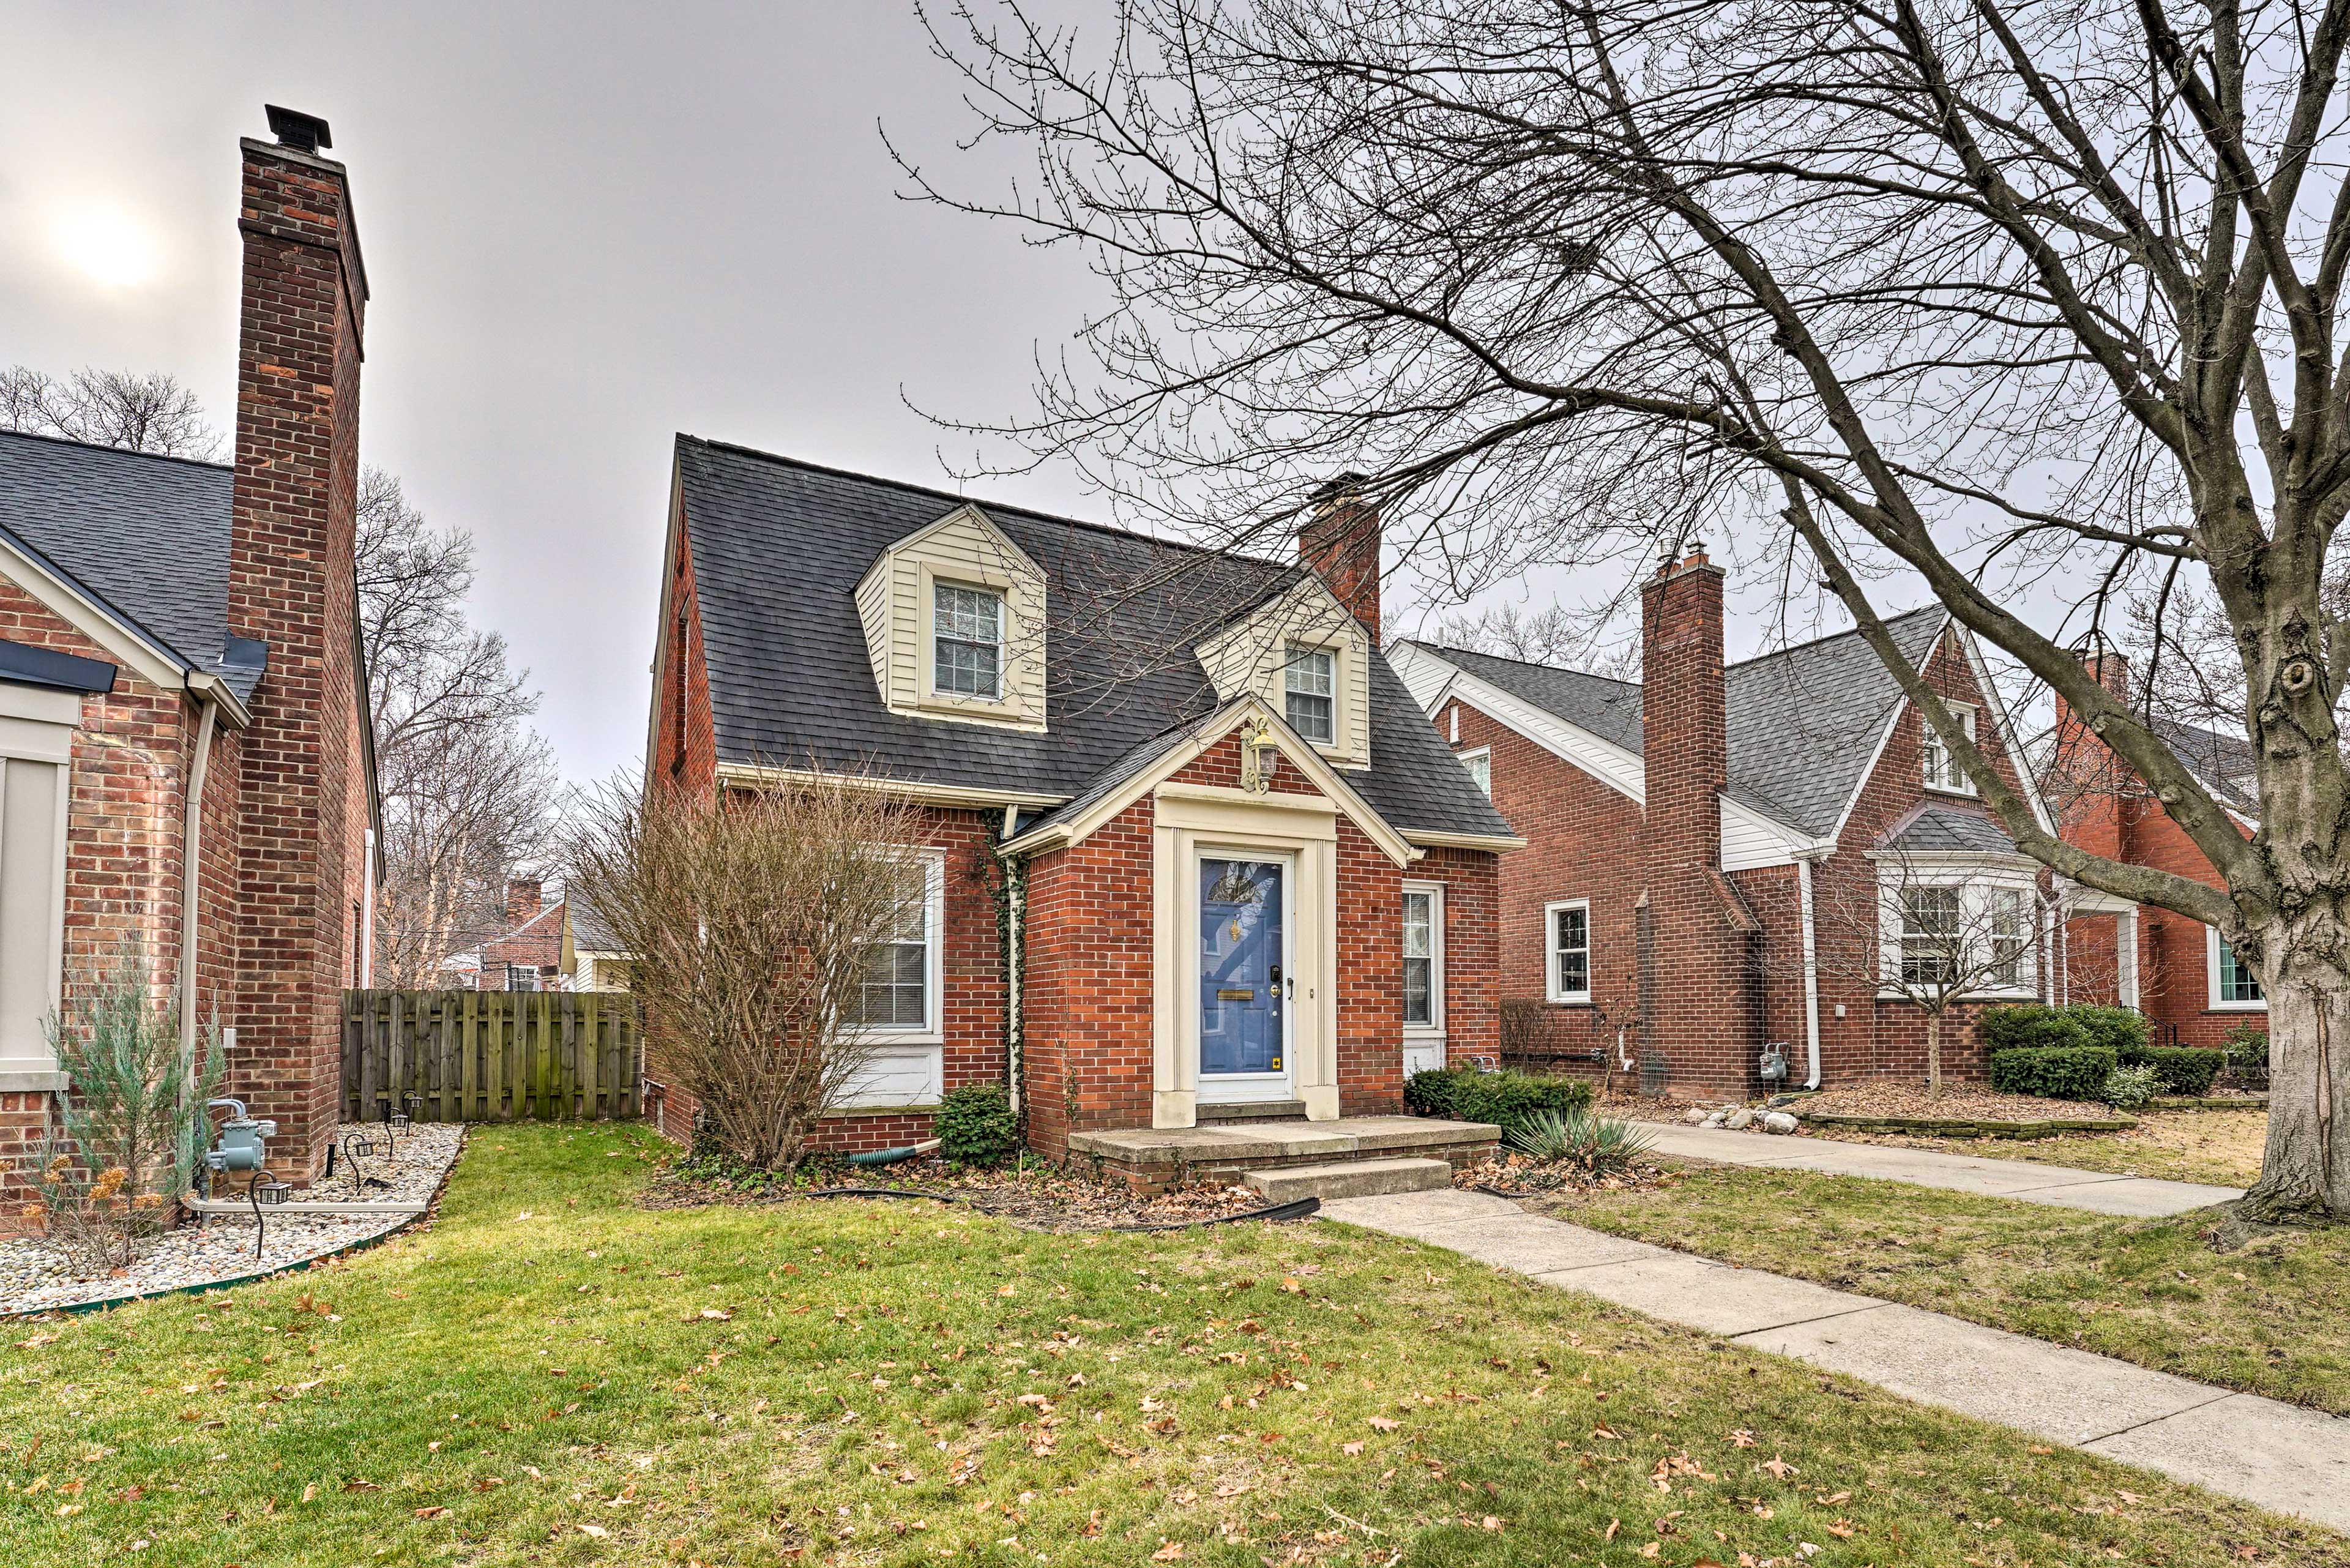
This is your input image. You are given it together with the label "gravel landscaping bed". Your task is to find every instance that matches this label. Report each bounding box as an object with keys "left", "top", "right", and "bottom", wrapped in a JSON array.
[{"left": 1, "top": 1121, "right": 463, "bottom": 1316}]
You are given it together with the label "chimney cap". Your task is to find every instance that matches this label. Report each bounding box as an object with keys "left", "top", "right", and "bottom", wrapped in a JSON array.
[
  {"left": 264, "top": 105, "right": 332, "bottom": 154},
  {"left": 1311, "top": 471, "right": 1371, "bottom": 503}
]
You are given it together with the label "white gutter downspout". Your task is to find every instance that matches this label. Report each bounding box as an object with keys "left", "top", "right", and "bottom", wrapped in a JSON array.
[
  {"left": 177, "top": 693, "right": 222, "bottom": 1069},
  {"left": 1797, "top": 856, "right": 1822, "bottom": 1090},
  {"left": 360, "top": 827, "right": 377, "bottom": 989}
]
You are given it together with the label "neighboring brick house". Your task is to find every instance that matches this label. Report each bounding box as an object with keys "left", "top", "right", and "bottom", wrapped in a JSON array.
[
  {"left": 2045, "top": 651, "right": 2267, "bottom": 1049},
  {"left": 1393, "top": 551, "right": 2063, "bottom": 1097},
  {"left": 644, "top": 439, "right": 1519, "bottom": 1157},
  {"left": 437, "top": 879, "right": 565, "bottom": 991},
  {"left": 0, "top": 107, "right": 381, "bottom": 1197}
]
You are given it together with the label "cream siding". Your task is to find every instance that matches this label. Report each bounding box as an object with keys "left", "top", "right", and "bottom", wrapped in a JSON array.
[
  {"left": 856, "top": 504, "right": 1049, "bottom": 732},
  {"left": 1196, "top": 581, "right": 1371, "bottom": 767}
]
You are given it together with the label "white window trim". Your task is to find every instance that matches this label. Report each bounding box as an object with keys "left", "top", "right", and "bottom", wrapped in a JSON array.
[
  {"left": 1872, "top": 864, "right": 2041, "bottom": 1000},
  {"left": 1457, "top": 745, "right": 1491, "bottom": 797},
  {"left": 848, "top": 847, "right": 948, "bottom": 1045},
  {"left": 2207, "top": 925, "right": 2268, "bottom": 1012},
  {"left": 1401, "top": 879, "right": 1445, "bottom": 1039},
  {"left": 1545, "top": 898, "right": 1592, "bottom": 1004},
  {"left": 925, "top": 576, "right": 1009, "bottom": 708},
  {"left": 1922, "top": 700, "right": 1979, "bottom": 797},
  {"left": 0, "top": 685, "right": 76, "bottom": 1080},
  {"left": 1281, "top": 641, "right": 1338, "bottom": 747}
]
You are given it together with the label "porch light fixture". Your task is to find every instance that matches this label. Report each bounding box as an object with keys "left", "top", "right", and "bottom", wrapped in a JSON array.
[{"left": 1240, "top": 718, "right": 1282, "bottom": 794}]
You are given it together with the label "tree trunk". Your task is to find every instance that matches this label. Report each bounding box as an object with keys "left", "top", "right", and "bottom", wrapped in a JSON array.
[
  {"left": 1925, "top": 1010, "right": 1942, "bottom": 1096},
  {"left": 2242, "top": 936, "right": 2350, "bottom": 1223}
]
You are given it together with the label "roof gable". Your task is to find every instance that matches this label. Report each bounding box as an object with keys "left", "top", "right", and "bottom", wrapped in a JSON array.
[{"left": 668, "top": 436, "right": 1513, "bottom": 843}]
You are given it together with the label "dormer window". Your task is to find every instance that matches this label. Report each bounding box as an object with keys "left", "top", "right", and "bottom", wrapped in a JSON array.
[
  {"left": 1922, "top": 701, "right": 1977, "bottom": 794},
  {"left": 1284, "top": 644, "right": 1335, "bottom": 742},
  {"left": 933, "top": 583, "right": 1004, "bottom": 700}
]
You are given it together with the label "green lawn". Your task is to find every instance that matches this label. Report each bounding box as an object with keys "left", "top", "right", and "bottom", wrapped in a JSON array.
[
  {"left": 2, "top": 1126, "right": 2341, "bottom": 1567},
  {"left": 1529, "top": 1160, "right": 2350, "bottom": 1414}
]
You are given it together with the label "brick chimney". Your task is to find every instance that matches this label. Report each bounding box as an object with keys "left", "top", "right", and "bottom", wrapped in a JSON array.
[
  {"left": 226, "top": 106, "right": 370, "bottom": 1181},
  {"left": 2050, "top": 646, "right": 2135, "bottom": 849},
  {"left": 1637, "top": 547, "right": 1755, "bottom": 1094},
  {"left": 506, "top": 878, "right": 545, "bottom": 928},
  {"left": 1639, "top": 548, "right": 1729, "bottom": 869},
  {"left": 1299, "top": 473, "right": 1381, "bottom": 635}
]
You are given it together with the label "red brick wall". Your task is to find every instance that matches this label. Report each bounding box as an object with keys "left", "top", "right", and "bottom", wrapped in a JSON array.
[
  {"left": 1444, "top": 701, "right": 1645, "bottom": 1072},
  {"left": 1418, "top": 845, "right": 1499, "bottom": 1069},
  {"left": 651, "top": 504, "right": 716, "bottom": 793},
  {"left": 224, "top": 136, "right": 370, "bottom": 1181}
]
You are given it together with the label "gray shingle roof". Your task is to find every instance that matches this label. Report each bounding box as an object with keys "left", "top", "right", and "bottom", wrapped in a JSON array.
[
  {"left": 1408, "top": 606, "right": 1950, "bottom": 838},
  {"left": 674, "top": 437, "right": 1512, "bottom": 842},
  {"left": 0, "top": 430, "right": 266, "bottom": 700},
  {"left": 2149, "top": 715, "right": 2259, "bottom": 815},
  {"left": 1875, "top": 803, "right": 2020, "bottom": 855}
]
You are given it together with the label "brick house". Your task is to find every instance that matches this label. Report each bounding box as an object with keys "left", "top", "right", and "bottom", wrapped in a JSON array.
[
  {"left": 0, "top": 107, "right": 380, "bottom": 1198},
  {"left": 1392, "top": 551, "right": 2069, "bottom": 1097},
  {"left": 643, "top": 439, "right": 1519, "bottom": 1168},
  {"left": 436, "top": 878, "right": 566, "bottom": 991},
  {"left": 2045, "top": 651, "right": 2267, "bottom": 1049}
]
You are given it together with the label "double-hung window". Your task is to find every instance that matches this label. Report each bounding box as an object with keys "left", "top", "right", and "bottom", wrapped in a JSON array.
[
  {"left": 2210, "top": 930, "right": 2266, "bottom": 1009},
  {"left": 1922, "top": 701, "right": 1977, "bottom": 794},
  {"left": 1546, "top": 900, "right": 1591, "bottom": 1003},
  {"left": 848, "top": 851, "right": 944, "bottom": 1034},
  {"left": 1402, "top": 883, "right": 1444, "bottom": 1031},
  {"left": 507, "top": 964, "right": 542, "bottom": 993},
  {"left": 1898, "top": 885, "right": 1962, "bottom": 986},
  {"left": 1458, "top": 747, "right": 1491, "bottom": 796},
  {"left": 1283, "top": 644, "right": 1335, "bottom": 744},
  {"left": 933, "top": 583, "right": 1004, "bottom": 700},
  {"left": 1986, "top": 887, "right": 2031, "bottom": 988}
]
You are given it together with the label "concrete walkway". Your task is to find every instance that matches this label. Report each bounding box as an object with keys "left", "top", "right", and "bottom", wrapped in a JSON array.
[
  {"left": 1641, "top": 1124, "right": 2244, "bottom": 1216},
  {"left": 1319, "top": 1187, "right": 2350, "bottom": 1534}
]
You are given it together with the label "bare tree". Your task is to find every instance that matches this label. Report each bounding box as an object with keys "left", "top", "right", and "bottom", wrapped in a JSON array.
[
  {"left": 356, "top": 468, "right": 562, "bottom": 985},
  {"left": 1430, "top": 600, "right": 1638, "bottom": 677},
  {"left": 1804, "top": 851, "right": 2045, "bottom": 1096},
  {"left": 1, "top": 365, "right": 221, "bottom": 458},
  {"left": 909, "top": 0, "right": 2350, "bottom": 1224},
  {"left": 563, "top": 769, "right": 933, "bottom": 1170}
]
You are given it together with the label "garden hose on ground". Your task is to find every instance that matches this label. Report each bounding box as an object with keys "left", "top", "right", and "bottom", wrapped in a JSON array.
[{"left": 1115, "top": 1195, "right": 1319, "bottom": 1231}]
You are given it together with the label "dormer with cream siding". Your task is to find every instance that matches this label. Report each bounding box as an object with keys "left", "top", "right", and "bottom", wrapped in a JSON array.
[
  {"left": 854, "top": 503, "right": 1049, "bottom": 733},
  {"left": 1196, "top": 577, "right": 1372, "bottom": 768}
]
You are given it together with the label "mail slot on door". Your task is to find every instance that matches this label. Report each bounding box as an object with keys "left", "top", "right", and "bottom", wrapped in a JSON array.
[{"left": 1217, "top": 987, "right": 1255, "bottom": 1001}]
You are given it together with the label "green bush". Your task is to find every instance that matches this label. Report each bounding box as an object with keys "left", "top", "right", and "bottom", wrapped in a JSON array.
[
  {"left": 2223, "top": 1023, "right": 2271, "bottom": 1088},
  {"left": 1406, "top": 1066, "right": 1592, "bottom": 1135},
  {"left": 2070, "top": 1005, "right": 2153, "bottom": 1061},
  {"left": 2143, "top": 1045, "right": 2225, "bottom": 1096},
  {"left": 1981, "top": 1004, "right": 2091, "bottom": 1055},
  {"left": 936, "top": 1084, "right": 1021, "bottom": 1167},
  {"left": 1988, "top": 1045, "right": 2118, "bottom": 1101},
  {"left": 2100, "top": 1061, "right": 2164, "bottom": 1110}
]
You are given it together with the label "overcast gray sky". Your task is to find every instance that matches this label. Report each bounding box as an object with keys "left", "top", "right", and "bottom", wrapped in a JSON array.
[{"left": 2, "top": 2, "right": 1930, "bottom": 787}]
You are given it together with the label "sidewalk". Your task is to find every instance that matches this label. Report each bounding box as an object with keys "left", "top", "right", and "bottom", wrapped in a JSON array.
[
  {"left": 1318, "top": 1188, "right": 2348, "bottom": 1533},
  {"left": 1639, "top": 1123, "right": 2243, "bottom": 1216}
]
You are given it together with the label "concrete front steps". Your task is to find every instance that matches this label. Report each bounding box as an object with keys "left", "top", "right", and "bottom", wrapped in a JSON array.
[
  {"left": 1245, "top": 1156, "right": 1452, "bottom": 1204},
  {"left": 1067, "top": 1115, "right": 1499, "bottom": 1193}
]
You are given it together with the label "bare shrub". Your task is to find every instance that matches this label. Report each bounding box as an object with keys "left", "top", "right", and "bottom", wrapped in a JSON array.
[{"left": 564, "top": 768, "right": 933, "bottom": 1170}]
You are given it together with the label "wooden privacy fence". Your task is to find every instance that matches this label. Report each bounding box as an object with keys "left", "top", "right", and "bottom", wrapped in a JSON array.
[{"left": 343, "top": 990, "right": 643, "bottom": 1123}]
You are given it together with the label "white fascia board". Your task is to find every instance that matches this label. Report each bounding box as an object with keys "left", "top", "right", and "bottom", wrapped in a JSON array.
[
  {"left": 0, "top": 529, "right": 190, "bottom": 692},
  {"left": 1444, "top": 670, "right": 1647, "bottom": 805},
  {"left": 1389, "top": 641, "right": 1457, "bottom": 714}
]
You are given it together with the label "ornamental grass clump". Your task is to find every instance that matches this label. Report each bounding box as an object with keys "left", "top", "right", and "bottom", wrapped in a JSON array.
[
  {"left": 24, "top": 937, "right": 223, "bottom": 1277},
  {"left": 1506, "top": 1108, "right": 1654, "bottom": 1176}
]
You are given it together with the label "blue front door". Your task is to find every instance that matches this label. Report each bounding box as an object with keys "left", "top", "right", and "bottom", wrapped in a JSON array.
[{"left": 1199, "top": 858, "right": 1285, "bottom": 1078}]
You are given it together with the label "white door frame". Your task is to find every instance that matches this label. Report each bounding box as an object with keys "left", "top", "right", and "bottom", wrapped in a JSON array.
[{"left": 1193, "top": 846, "right": 1297, "bottom": 1105}]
